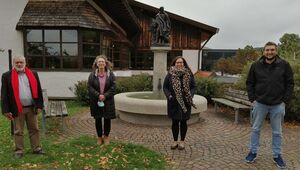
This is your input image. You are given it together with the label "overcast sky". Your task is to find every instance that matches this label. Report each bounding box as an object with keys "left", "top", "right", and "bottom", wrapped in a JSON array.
[{"left": 136, "top": 0, "right": 300, "bottom": 49}]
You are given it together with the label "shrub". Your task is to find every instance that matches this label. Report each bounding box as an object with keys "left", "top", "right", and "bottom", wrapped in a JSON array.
[
  {"left": 116, "top": 73, "right": 152, "bottom": 94},
  {"left": 70, "top": 74, "right": 153, "bottom": 105},
  {"left": 69, "top": 80, "right": 89, "bottom": 106},
  {"left": 286, "top": 60, "right": 300, "bottom": 121},
  {"left": 194, "top": 77, "right": 223, "bottom": 102}
]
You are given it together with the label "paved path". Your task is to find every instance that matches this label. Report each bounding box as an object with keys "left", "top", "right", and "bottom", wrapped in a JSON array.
[{"left": 59, "top": 107, "right": 300, "bottom": 170}]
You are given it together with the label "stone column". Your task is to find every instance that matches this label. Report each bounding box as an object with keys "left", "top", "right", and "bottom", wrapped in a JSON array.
[{"left": 150, "top": 46, "right": 171, "bottom": 95}]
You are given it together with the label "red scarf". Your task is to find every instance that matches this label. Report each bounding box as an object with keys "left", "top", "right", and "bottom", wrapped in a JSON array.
[{"left": 11, "top": 67, "right": 38, "bottom": 114}]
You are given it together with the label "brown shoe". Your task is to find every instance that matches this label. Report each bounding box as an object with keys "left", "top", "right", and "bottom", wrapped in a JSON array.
[
  {"left": 170, "top": 141, "right": 178, "bottom": 150},
  {"left": 33, "top": 148, "right": 46, "bottom": 155},
  {"left": 97, "top": 137, "right": 103, "bottom": 145},
  {"left": 178, "top": 141, "right": 185, "bottom": 150},
  {"left": 103, "top": 136, "right": 110, "bottom": 145}
]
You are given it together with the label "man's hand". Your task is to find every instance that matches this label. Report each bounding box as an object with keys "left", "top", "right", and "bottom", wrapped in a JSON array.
[
  {"left": 251, "top": 101, "right": 256, "bottom": 107},
  {"left": 99, "top": 95, "right": 105, "bottom": 101},
  {"left": 4, "top": 112, "right": 14, "bottom": 120}
]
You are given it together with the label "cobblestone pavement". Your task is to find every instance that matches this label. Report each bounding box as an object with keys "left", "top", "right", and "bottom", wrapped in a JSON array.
[{"left": 59, "top": 107, "right": 300, "bottom": 170}]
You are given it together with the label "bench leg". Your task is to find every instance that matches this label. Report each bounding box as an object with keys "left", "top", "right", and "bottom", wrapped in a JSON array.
[
  {"left": 214, "top": 102, "right": 218, "bottom": 113},
  {"left": 234, "top": 109, "right": 239, "bottom": 124},
  {"left": 42, "top": 109, "right": 47, "bottom": 134},
  {"left": 61, "top": 114, "right": 65, "bottom": 131}
]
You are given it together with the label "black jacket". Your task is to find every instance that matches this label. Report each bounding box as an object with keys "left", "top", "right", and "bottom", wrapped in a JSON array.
[
  {"left": 163, "top": 73, "right": 196, "bottom": 120},
  {"left": 246, "top": 56, "right": 294, "bottom": 105},
  {"left": 88, "top": 70, "right": 116, "bottom": 119},
  {"left": 1, "top": 70, "right": 44, "bottom": 117}
]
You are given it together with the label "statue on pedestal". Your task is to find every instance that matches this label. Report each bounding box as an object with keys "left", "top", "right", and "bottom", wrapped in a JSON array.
[{"left": 150, "top": 7, "right": 171, "bottom": 46}]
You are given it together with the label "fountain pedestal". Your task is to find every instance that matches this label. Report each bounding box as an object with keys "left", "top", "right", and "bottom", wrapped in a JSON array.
[{"left": 150, "top": 46, "right": 171, "bottom": 95}]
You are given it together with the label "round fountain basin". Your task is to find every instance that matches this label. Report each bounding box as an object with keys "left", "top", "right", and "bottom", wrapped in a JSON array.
[{"left": 114, "top": 91, "right": 207, "bottom": 126}]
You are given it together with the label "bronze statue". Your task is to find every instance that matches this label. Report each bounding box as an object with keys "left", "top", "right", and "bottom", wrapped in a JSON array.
[{"left": 150, "top": 7, "right": 171, "bottom": 46}]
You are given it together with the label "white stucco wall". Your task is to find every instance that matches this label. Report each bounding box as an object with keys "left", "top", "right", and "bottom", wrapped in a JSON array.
[
  {"left": 182, "top": 50, "right": 201, "bottom": 73},
  {"left": 0, "top": 0, "right": 28, "bottom": 87}
]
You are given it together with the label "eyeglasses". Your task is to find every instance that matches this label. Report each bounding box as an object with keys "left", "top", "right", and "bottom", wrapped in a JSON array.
[{"left": 175, "top": 62, "right": 184, "bottom": 64}]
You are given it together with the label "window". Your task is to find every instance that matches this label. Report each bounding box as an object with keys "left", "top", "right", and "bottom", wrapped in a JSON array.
[
  {"left": 25, "top": 29, "right": 125, "bottom": 70},
  {"left": 82, "top": 30, "right": 102, "bottom": 69},
  {"left": 26, "top": 29, "right": 78, "bottom": 69}
]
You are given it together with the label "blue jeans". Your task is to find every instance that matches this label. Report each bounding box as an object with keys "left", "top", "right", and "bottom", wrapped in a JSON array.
[{"left": 249, "top": 101, "right": 285, "bottom": 158}]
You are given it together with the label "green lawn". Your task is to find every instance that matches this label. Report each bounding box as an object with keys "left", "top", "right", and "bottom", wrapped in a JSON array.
[
  {"left": 0, "top": 101, "right": 166, "bottom": 169},
  {"left": 65, "top": 100, "right": 89, "bottom": 116}
]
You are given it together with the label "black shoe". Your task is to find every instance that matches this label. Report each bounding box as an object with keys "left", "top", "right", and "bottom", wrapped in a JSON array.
[
  {"left": 33, "top": 149, "right": 46, "bottom": 155},
  {"left": 273, "top": 155, "right": 287, "bottom": 169},
  {"left": 14, "top": 153, "right": 23, "bottom": 159},
  {"left": 245, "top": 151, "right": 257, "bottom": 163}
]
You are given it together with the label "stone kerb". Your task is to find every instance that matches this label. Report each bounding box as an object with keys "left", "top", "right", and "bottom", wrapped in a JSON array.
[{"left": 114, "top": 91, "right": 207, "bottom": 126}]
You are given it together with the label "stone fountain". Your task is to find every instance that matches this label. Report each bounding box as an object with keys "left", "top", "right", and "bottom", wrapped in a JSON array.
[{"left": 114, "top": 6, "right": 207, "bottom": 126}]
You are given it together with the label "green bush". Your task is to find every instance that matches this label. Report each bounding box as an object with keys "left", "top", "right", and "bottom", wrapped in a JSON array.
[
  {"left": 116, "top": 73, "right": 152, "bottom": 94},
  {"left": 70, "top": 74, "right": 153, "bottom": 105},
  {"left": 69, "top": 80, "right": 89, "bottom": 106},
  {"left": 286, "top": 60, "right": 300, "bottom": 121},
  {"left": 194, "top": 77, "right": 223, "bottom": 102}
]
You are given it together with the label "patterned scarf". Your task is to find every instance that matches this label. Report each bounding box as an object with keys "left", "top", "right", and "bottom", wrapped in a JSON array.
[{"left": 169, "top": 66, "right": 196, "bottom": 113}]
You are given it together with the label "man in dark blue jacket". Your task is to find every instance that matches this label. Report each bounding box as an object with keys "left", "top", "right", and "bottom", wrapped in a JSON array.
[{"left": 245, "top": 41, "right": 294, "bottom": 169}]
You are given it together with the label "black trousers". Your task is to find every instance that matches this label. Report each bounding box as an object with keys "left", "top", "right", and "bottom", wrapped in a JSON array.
[
  {"left": 172, "top": 119, "right": 187, "bottom": 141},
  {"left": 95, "top": 118, "right": 111, "bottom": 137}
]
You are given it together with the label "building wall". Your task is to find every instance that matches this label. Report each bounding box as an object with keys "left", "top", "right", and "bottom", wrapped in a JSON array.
[
  {"left": 0, "top": 0, "right": 28, "bottom": 85},
  {"left": 183, "top": 50, "right": 200, "bottom": 73}
]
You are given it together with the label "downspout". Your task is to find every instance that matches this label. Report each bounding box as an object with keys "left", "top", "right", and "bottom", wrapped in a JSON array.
[
  {"left": 197, "top": 29, "right": 219, "bottom": 71},
  {"left": 197, "top": 35, "right": 212, "bottom": 71}
]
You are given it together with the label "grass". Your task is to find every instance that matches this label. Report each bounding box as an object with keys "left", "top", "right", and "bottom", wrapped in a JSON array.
[
  {"left": 0, "top": 101, "right": 166, "bottom": 169},
  {"left": 65, "top": 100, "right": 89, "bottom": 116}
]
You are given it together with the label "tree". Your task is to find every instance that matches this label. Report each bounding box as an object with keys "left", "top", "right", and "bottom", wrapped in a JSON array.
[
  {"left": 214, "top": 46, "right": 260, "bottom": 74},
  {"left": 278, "top": 33, "right": 300, "bottom": 59}
]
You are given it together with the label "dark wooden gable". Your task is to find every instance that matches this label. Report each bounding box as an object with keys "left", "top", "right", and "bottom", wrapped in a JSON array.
[{"left": 128, "top": 0, "right": 219, "bottom": 50}]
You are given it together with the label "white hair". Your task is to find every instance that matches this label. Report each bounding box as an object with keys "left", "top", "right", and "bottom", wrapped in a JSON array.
[{"left": 13, "top": 55, "right": 26, "bottom": 63}]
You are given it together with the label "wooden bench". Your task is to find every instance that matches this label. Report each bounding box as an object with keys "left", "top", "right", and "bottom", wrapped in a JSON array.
[
  {"left": 41, "top": 89, "right": 68, "bottom": 133},
  {"left": 212, "top": 88, "right": 251, "bottom": 123}
]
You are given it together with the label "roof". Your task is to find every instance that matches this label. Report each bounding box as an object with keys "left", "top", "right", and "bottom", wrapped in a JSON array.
[
  {"left": 127, "top": 0, "right": 219, "bottom": 34},
  {"left": 16, "top": 1, "right": 112, "bottom": 31},
  {"left": 194, "top": 71, "right": 216, "bottom": 78},
  {"left": 93, "top": 0, "right": 141, "bottom": 39}
]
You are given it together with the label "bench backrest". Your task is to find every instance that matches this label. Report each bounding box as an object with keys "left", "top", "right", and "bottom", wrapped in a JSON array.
[{"left": 224, "top": 88, "right": 251, "bottom": 106}]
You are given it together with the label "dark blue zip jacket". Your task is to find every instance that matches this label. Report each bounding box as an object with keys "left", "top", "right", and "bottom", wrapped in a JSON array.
[{"left": 246, "top": 56, "right": 294, "bottom": 105}]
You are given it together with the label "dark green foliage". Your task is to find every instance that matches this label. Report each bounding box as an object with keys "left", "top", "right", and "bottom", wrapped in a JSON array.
[
  {"left": 286, "top": 60, "right": 300, "bottom": 121},
  {"left": 70, "top": 74, "right": 153, "bottom": 105},
  {"left": 115, "top": 73, "right": 152, "bottom": 94},
  {"left": 69, "top": 80, "right": 89, "bottom": 106},
  {"left": 234, "top": 62, "right": 252, "bottom": 91},
  {"left": 194, "top": 77, "right": 223, "bottom": 102}
]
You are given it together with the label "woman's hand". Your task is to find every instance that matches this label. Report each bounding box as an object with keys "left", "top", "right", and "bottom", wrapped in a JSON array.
[{"left": 99, "top": 94, "right": 105, "bottom": 101}]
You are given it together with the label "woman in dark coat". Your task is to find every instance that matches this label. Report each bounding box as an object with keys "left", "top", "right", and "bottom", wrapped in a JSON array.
[
  {"left": 88, "top": 55, "right": 116, "bottom": 145},
  {"left": 163, "top": 56, "right": 196, "bottom": 150}
]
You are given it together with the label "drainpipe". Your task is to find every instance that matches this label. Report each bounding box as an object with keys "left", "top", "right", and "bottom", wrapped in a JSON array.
[
  {"left": 8, "top": 49, "right": 14, "bottom": 136},
  {"left": 197, "top": 28, "right": 219, "bottom": 71},
  {"left": 197, "top": 35, "right": 213, "bottom": 71}
]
